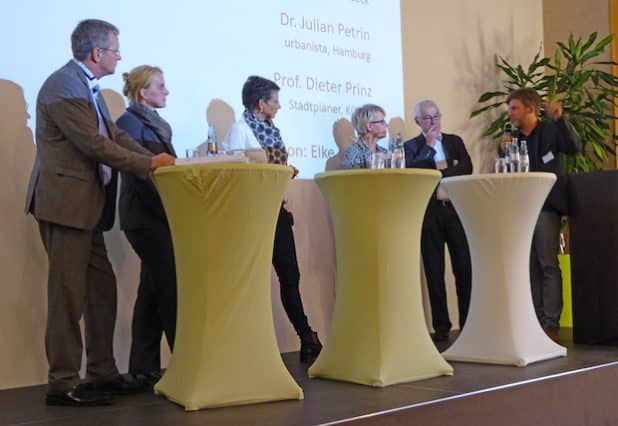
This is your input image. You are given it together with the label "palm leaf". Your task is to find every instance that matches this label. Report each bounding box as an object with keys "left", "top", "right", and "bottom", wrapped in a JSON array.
[
  {"left": 470, "top": 101, "right": 505, "bottom": 117},
  {"left": 478, "top": 91, "right": 508, "bottom": 103},
  {"left": 594, "top": 34, "right": 614, "bottom": 53},
  {"left": 580, "top": 32, "right": 598, "bottom": 52}
]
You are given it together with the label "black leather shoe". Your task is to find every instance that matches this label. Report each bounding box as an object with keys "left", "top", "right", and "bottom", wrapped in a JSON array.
[
  {"left": 133, "top": 371, "right": 162, "bottom": 390},
  {"left": 300, "top": 331, "right": 322, "bottom": 363},
  {"left": 46, "top": 384, "right": 112, "bottom": 406},
  {"left": 431, "top": 331, "right": 449, "bottom": 342},
  {"left": 91, "top": 373, "right": 147, "bottom": 395}
]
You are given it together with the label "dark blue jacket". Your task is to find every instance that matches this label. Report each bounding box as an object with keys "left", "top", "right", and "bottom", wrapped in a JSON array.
[
  {"left": 514, "top": 117, "right": 581, "bottom": 215},
  {"left": 404, "top": 132, "right": 473, "bottom": 178},
  {"left": 116, "top": 110, "right": 176, "bottom": 230}
]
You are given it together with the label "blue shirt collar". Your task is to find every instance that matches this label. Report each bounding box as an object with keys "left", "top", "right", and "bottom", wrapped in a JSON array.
[{"left": 72, "top": 59, "right": 100, "bottom": 93}]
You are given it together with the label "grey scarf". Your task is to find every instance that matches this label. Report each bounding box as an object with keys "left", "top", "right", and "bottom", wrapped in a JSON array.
[{"left": 127, "top": 102, "right": 172, "bottom": 146}]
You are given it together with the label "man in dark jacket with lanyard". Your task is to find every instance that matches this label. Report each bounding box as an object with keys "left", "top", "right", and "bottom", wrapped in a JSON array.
[
  {"left": 404, "top": 100, "right": 473, "bottom": 342},
  {"left": 506, "top": 88, "right": 581, "bottom": 342}
]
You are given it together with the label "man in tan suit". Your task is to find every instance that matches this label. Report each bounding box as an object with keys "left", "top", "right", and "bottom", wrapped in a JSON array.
[{"left": 25, "top": 19, "right": 175, "bottom": 406}]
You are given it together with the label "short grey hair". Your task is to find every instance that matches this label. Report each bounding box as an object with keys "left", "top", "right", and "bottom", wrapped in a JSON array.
[
  {"left": 413, "top": 99, "right": 439, "bottom": 119},
  {"left": 351, "top": 104, "right": 385, "bottom": 136},
  {"left": 71, "top": 19, "right": 119, "bottom": 61}
]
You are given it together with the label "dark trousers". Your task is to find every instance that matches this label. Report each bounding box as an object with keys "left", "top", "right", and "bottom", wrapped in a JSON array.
[
  {"left": 421, "top": 200, "right": 472, "bottom": 334},
  {"left": 124, "top": 222, "right": 177, "bottom": 375},
  {"left": 273, "top": 205, "right": 311, "bottom": 337},
  {"left": 38, "top": 220, "right": 119, "bottom": 392},
  {"left": 530, "top": 209, "right": 563, "bottom": 330}
]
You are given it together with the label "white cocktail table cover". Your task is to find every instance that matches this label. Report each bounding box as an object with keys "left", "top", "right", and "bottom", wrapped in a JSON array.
[{"left": 441, "top": 173, "right": 566, "bottom": 366}]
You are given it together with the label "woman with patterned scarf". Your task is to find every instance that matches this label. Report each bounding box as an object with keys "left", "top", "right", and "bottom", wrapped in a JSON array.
[
  {"left": 116, "top": 65, "right": 177, "bottom": 387},
  {"left": 223, "top": 75, "right": 322, "bottom": 363}
]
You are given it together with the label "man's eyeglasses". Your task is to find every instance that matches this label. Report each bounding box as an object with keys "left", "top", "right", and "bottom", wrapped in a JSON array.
[
  {"left": 99, "top": 47, "right": 121, "bottom": 57},
  {"left": 369, "top": 119, "right": 387, "bottom": 125},
  {"left": 420, "top": 113, "right": 441, "bottom": 122}
]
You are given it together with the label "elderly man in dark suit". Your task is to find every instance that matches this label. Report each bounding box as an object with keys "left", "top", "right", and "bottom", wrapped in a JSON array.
[
  {"left": 25, "top": 19, "right": 175, "bottom": 406},
  {"left": 404, "top": 100, "right": 472, "bottom": 343},
  {"left": 506, "top": 88, "right": 581, "bottom": 342}
]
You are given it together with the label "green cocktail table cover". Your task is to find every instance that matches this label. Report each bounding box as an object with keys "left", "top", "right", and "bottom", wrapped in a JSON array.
[{"left": 152, "top": 162, "right": 303, "bottom": 410}]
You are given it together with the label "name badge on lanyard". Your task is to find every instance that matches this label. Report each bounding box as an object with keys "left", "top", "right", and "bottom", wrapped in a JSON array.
[{"left": 542, "top": 151, "right": 555, "bottom": 164}]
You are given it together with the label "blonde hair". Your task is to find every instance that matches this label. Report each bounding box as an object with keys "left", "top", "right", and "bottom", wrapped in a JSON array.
[
  {"left": 351, "top": 104, "right": 385, "bottom": 136},
  {"left": 122, "top": 65, "right": 163, "bottom": 103}
]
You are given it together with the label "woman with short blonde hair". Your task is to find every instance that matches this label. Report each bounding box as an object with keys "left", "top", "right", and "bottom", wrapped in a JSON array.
[{"left": 342, "top": 103, "right": 389, "bottom": 169}]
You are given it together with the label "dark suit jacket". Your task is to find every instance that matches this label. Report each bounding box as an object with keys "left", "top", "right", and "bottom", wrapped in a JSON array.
[
  {"left": 25, "top": 60, "right": 153, "bottom": 231},
  {"left": 514, "top": 118, "right": 581, "bottom": 215},
  {"left": 404, "top": 133, "right": 473, "bottom": 178},
  {"left": 116, "top": 110, "right": 175, "bottom": 230}
]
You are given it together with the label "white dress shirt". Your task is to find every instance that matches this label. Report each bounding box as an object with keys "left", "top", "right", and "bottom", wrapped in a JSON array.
[
  {"left": 222, "top": 119, "right": 262, "bottom": 151},
  {"left": 422, "top": 132, "right": 446, "bottom": 162}
]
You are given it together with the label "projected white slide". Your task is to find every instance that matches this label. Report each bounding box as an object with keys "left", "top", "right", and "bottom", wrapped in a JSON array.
[{"left": 2, "top": 0, "right": 403, "bottom": 177}]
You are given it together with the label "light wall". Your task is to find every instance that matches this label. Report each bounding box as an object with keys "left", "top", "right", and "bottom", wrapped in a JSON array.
[
  {"left": 543, "top": 0, "right": 614, "bottom": 169},
  {"left": 0, "top": 0, "right": 544, "bottom": 389},
  {"left": 543, "top": 0, "right": 611, "bottom": 64}
]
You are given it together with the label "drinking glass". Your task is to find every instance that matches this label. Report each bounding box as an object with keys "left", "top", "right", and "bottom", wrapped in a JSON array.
[{"left": 371, "top": 152, "right": 385, "bottom": 169}]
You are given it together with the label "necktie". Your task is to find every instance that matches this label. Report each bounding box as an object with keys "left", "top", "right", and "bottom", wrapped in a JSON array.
[{"left": 92, "top": 85, "right": 112, "bottom": 186}]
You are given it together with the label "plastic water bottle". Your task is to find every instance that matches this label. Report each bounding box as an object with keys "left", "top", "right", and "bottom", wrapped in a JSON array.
[
  {"left": 520, "top": 140, "right": 530, "bottom": 172},
  {"left": 511, "top": 138, "right": 520, "bottom": 172},
  {"left": 502, "top": 123, "right": 513, "bottom": 152},
  {"left": 503, "top": 141, "right": 512, "bottom": 172},
  {"left": 390, "top": 133, "right": 405, "bottom": 168},
  {"left": 385, "top": 133, "right": 395, "bottom": 168},
  {"left": 207, "top": 124, "right": 218, "bottom": 156}
]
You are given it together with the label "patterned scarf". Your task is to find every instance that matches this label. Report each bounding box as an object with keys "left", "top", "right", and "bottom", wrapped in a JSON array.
[
  {"left": 127, "top": 102, "right": 172, "bottom": 147},
  {"left": 242, "top": 109, "right": 288, "bottom": 165}
]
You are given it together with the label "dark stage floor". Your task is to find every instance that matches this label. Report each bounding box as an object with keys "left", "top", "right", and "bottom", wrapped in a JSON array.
[{"left": 1, "top": 329, "right": 617, "bottom": 426}]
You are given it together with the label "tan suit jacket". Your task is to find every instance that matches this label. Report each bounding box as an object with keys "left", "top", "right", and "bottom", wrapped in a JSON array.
[{"left": 25, "top": 60, "right": 152, "bottom": 231}]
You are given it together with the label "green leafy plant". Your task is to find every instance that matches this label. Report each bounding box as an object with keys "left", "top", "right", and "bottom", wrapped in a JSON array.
[{"left": 471, "top": 33, "right": 618, "bottom": 172}]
